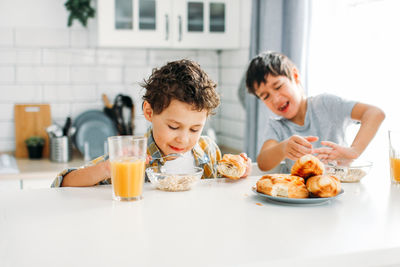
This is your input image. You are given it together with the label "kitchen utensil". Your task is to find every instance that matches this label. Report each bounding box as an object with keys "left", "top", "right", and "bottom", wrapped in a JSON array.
[
  {"left": 121, "top": 95, "right": 134, "bottom": 135},
  {"left": 14, "top": 104, "right": 51, "bottom": 158},
  {"left": 50, "top": 136, "right": 72, "bottom": 163},
  {"left": 102, "top": 93, "right": 113, "bottom": 109},
  {"left": 112, "top": 94, "right": 126, "bottom": 135},
  {"left": 73, "top": 110, "right": 117, "bottom": 160},
  {"left": 150, "top": 153, "right": 183, "bottom": 163},
  {"left": 62, "top": 117, "right": 71, "bottom": 136}
]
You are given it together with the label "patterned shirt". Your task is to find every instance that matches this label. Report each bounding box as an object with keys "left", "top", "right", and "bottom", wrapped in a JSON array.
[{"left": 51, "top": 127, "right": 221, "bottom": 187}]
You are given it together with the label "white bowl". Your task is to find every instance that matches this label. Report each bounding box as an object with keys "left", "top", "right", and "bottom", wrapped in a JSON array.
[
  {"left": 145, "top": 166, "right": 203, "bottom": 191},
  {"left": 325, "top": 160, "right": 372, "bottom": 183}
]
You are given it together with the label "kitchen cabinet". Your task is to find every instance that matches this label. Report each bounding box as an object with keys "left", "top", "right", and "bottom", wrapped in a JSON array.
[{"left": 97, "top": 0, "right": 240, "bottom": 49}]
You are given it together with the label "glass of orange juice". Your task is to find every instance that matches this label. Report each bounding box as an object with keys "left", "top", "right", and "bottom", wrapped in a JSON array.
[
  {"left": 389, "top": 131, "right": 400, "bottom": 184},
  {"left": 108, "top": 136, "right": 147, "bottom": 201}
]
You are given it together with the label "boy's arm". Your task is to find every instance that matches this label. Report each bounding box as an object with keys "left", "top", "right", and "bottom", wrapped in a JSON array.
[
  {"left": 61, "top": 160, "right": 111, "bottom": 187},
  {"left": 349, "top": 103, "right": 385, "bottom": 156},
  {"left": 314, "top": 103, "right": 385, "bottom": 163},
  {"left": 257, "top": 136, "right": 318, "bottom": 171},
  {"left": 257, "top": 139, "right": 285, "bottom": 171}
]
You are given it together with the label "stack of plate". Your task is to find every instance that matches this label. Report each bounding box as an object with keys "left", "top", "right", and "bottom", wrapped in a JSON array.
[{"left": 73, "top": 110, "right": 118, "bottom": 160}]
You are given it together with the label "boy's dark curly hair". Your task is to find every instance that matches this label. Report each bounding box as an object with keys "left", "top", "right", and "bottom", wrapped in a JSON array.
[
  {"left": 142, "top": 59, "right": 220, "bottom": 115},
  {"left": 246, "top": 51, "right": 296, "bottom": 96}
]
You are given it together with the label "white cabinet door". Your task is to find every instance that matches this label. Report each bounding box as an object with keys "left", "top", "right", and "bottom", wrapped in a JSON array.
[
  {"left": 98, "top": 0, "right": 173, "bottom": 47},
  {"left": 172, "top": 0, "right": 240, "bottom": 49}
]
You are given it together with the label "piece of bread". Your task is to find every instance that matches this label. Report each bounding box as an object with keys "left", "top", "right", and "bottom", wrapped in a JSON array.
[
  {"left": 256, "top": 174, "right": 309, "bottom": 199},
  {"left": 217, "top": 154, "right": 247, "bottom": 180},
  {"left": 291, "top": 154, "right": 324, "bottom": 179},
  {"left": 306, "top": 175, "right": 341, "bottom": 198}
]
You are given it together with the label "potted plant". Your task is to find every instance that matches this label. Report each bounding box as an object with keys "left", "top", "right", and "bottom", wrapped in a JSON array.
[{"left": 25, "top": 136, "right": 45, "bottom": 159}]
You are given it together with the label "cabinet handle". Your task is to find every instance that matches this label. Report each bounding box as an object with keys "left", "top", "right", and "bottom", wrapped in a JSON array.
[
  {"left": 165, "top": 14, "right": 169, "bottom": 40},
  {"left": 178, "top": 15, "right": 182, "bottom": 42}
]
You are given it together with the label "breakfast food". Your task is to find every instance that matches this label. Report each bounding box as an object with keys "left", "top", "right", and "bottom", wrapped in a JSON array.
[
  {"left": 256, "top": 174, "right": 309, "bottom": 198},
  {"left": 306, "top": 175, "right": 341, "bottom": 197},
  {"left": 156, "top": 175, "right": 198, "bottom": 191},
  {"left": 291, "top": 154, "right": 324, "bottom": 179},
  {"left": 217, "top": 154, "right": 247, "bottom": 179}
]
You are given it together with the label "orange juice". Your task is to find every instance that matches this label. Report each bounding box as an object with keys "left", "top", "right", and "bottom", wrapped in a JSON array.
[
  {"left": 390, "top": 157, "right": 400, "bottom": 183},
  {"left": 111, "top": 158, "right": 145, "bottom": 200}
]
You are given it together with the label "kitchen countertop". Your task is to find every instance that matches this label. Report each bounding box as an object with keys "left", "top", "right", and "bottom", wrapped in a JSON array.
[
  {"left": 1, "top": 160, "right": 400, "bottom": 266},
  {"left": 0, "top": 152, "right": 85, "bottom": 180}
]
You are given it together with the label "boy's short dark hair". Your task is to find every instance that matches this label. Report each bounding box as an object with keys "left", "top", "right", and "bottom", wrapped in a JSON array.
[
  {"left": 142, "top": 59, "right": 220, "bottom": 115},
  {"left": 245, "top": 51, "right": 296, "bottom": 96}
]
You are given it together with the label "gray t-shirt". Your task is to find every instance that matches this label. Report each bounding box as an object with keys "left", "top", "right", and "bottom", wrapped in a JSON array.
[{"left": 262, "top": 93, "right": 357, "bottom": 172}]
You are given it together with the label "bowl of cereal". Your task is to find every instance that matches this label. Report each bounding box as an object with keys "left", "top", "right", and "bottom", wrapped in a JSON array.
[
  {"left": 145, "top": 166, "right": 203, "bottom": 191},
  {"left": 325, "top": 160, "right": 373, "bottom": 183}
]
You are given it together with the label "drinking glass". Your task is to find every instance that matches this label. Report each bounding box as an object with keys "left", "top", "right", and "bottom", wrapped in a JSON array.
[
  {"left": 389, "top": 130, "right": 400, "bottom": 184},
  {"left": 108, "top": 136, "right": 147, "bottom": 201}
]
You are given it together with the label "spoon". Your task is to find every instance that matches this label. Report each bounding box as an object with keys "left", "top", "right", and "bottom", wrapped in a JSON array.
[{"left": 152, "top": 153, "right": 183, "bottom": 161}]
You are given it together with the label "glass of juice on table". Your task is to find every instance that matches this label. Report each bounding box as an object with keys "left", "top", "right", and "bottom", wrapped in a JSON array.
[
  {"left": 108, "top": 136, "right": 147, "bottom": 201},
  {"left": 389, "top": 131, "right": 400, "bottom": 184}
]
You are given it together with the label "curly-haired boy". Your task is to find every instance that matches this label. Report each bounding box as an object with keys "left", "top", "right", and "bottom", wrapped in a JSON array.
[{"left": 52, "top": 59, "right": 250, "bottom": 187}]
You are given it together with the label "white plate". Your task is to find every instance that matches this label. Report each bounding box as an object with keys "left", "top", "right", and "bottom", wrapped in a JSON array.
[{"left": 252, "top": 188, "right": 344, "bottom": 204}]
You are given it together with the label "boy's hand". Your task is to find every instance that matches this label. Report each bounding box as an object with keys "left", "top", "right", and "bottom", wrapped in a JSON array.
[
  {"left": 313, "top": 141, "right": 359, "bottom": 164},
  {"left": 239, "top": 153, "right": 252, "bottom": 178},
  {"left": 284, "top": 135, "right": 318, "bottom": 161}
]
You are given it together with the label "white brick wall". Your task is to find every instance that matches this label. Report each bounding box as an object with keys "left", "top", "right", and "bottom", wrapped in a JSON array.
[{"left": 0, "top": 0, "right": 252, "bottom": 155}]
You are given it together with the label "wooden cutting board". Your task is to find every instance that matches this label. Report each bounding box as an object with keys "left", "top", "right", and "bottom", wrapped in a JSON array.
[{"left": 14, "top": 104, "right": 52, "bottom": 158}]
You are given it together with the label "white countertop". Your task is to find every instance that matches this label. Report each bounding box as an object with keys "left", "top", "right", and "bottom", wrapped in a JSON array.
[
  {"left": 1, "top": 162, "right": 400, "bottom": 267},
  {"left": 0, "top": 153, "right": 85, "bottom": 180}
]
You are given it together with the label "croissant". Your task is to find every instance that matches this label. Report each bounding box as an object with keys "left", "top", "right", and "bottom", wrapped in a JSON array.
[
  {"left": 291, "top": 154, "right": 324, "bottom": 179},
  {"left": 256, "top": 174, "right": 309, "bottom": 199},
  {"left": 217, "top": 154, "right": 247, "bottom": 180},
  {"left": 306, "top": 175, "right": 341, "bottom": 197}
]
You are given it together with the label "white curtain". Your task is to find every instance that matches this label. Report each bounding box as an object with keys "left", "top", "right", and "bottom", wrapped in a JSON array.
[{"left": 244, "top": 0, "right": 312, "bottom": 159}]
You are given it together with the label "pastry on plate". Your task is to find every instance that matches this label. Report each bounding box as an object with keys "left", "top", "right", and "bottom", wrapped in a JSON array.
[
  {"left": 306, "top": 175, "right": 341, "bottom": 198},
  {"left": 291, "top": 154, "right": 324, "bottom": 179},
  {"left": 256, "top": 174, "right": 309, "bottom": 199},
  {"left": 217, "top": 154, "right": 247, "bottom": 180}
]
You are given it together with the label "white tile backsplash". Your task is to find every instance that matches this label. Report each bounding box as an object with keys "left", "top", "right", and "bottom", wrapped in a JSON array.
[
  {"left": 0, "top": 104, "right": 14, "bottom": 121},
  {"left": 0, "top": 48, "right": 16, "bottom": 64},
  {"left": 0, "top": 66, "right": 15, "bottom": 82},
  {"left": 148, "top": 50, "right": 198, "bottom": 66},
  {"left": 124, "top": 67, "right": 153, "bottom": 84},
  {"left": 70, "top": 29, "right": 90, "bottom": 48},
  {"left": 17, "top": 66, "right": 70, "bottom": 83},
  {"left": 70, "top": 66, "right": 122, "bottom": 83},
  {"left": 43, "top": 49, "right": 96, "bottom": 65},
  {"left": 0, "top": 85, "right": 42, "bottom": 102},
  {"left": 15, "top": 28, "right": 69, "bottom": 47},
  {"left": 0, "top": 122, "right": 14, "bottom": 138},
  {"left": 0, "top": 28, "right": 14, "bottom": 46},
  {"left": 43, "top": 85, "right": 97, "bottom": 102}
]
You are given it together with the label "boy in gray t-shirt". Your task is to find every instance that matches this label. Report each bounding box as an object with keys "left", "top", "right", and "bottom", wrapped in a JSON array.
[{"left": 245, "top": 51, "right": 385, "bottom": 172}]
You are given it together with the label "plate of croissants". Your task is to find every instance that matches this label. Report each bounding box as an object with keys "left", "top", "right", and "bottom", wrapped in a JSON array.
[{"left": 253, "top": 154, "right": 344, "bottom": 204}]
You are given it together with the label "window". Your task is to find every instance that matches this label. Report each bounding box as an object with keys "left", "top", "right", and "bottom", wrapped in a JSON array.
[{"left": 308, "top": 0, "right": 400, "bottom": 164}]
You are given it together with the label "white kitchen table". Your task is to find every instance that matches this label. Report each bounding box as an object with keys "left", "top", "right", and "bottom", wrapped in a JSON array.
[{"left": 1, "top": 161, "right": 400, "bottom": 267}]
